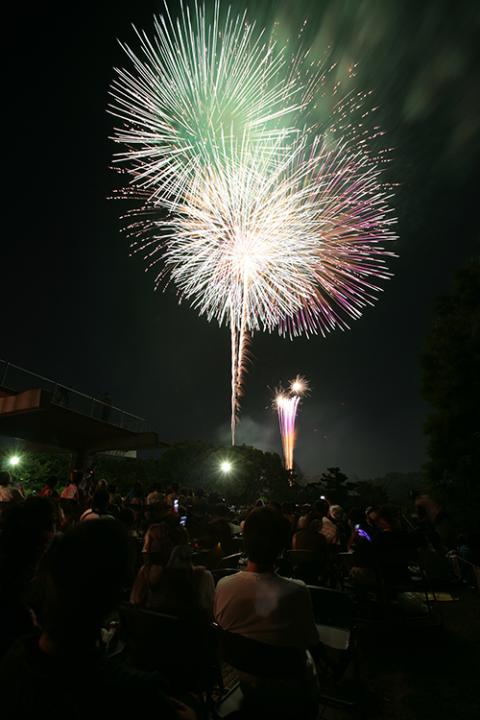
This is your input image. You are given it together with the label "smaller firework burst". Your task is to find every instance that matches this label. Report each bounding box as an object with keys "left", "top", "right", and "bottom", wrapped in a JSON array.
[
  {"left": 289, "top": 374, "right": 309, "bottom": 396},
  {"left": 275, "top": 376, "right": 309, "bottom": 471}
]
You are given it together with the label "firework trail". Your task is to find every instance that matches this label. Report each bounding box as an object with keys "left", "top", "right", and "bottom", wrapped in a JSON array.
[
  {"left": 275, "top": 376, "right": 308, "bottom": 471},
  {"left": 110, "top": 2, "right": 397, "bottom": 444}
]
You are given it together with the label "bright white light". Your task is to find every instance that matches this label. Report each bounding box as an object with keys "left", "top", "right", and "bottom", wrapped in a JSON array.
[
  {"left": 220, "top": 461, "right": 233, "bottom": 474},
  {"left": 289, "top": 375, "right": 309, "bottom": 396},
  {"left": 8, "top": 455, "right": 21, "bottom": 467}
]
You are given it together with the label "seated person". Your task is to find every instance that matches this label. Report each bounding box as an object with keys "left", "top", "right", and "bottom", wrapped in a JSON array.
[
  {"left": 60, "top": 471, "right": 81, "bottom": 502},
  {"left": 146, "top": 484, "right": 163, "bottom": 506},
  {"left": 292, "top": 512, "right": 327, "bottom": 572},
  {"left": 38, "top": 477, "right": 59, "bottom": 499},
  {"left": 0, "top": 471, "right": 23, "bottom": 504},
  {"left": 79, "top": 488, "right": 115, "bottom": 522},
  {"left": 292, "top": 512, "right": 326, "bottom": 554},
  {"left": 131, "top": 526, "right": 213, "bottom": 618},
  {"left": 0, "top": 519, "right": 195, "bottom": 720},
  {"left": 0, "top": 498, "right": 55, "bottom": 658},
  {"left": 215, "top": 506, "right": 319, "bottom": 650},
  {"left": 289, "top": 518, "right": 327, "bottom": 584},
  {"left": 320, "top": 516, "right": 339, "bottom": 546},
  {"left": 296, "top": 504, "right": 312, "bottom": 530},
  {"left": 351, "top": 505, "right": 419, "bottom": 586},
  {"left": 207, "top": 515, "right": 237, "bottom": 556},
  {"left": 214, "top": 507, "right": 320, "bottom": 717},
  {"left": 130, "top": 523, "right": 174, "bottom": 606},
  {"left": 364, "top": 506, "right": 382, "bottom": 541},
  {"left": 132, "top": 545, "right": 214, "bottom": 619}
]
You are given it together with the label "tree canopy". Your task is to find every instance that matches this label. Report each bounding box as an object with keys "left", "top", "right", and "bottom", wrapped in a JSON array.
[{"left": 421, "top": 260, "right": 480, "bottom": 524}]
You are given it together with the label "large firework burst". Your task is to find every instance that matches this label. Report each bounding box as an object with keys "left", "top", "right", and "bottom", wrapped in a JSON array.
[
  {"left": 110, "top": 1, "right": 397, "bottom": 444},
  {"left": 110, "top": 1, "right": 302, "bottom": 204}
]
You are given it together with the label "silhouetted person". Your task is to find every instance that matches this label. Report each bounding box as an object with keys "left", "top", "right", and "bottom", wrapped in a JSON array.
[
  {"left": 0, "top": 471, "right": 23, "bottom": 504},
  {"left": 0, "top": 498, "right": 55, "bottom": 657},
  {"left": 80, "top": 488, "right": 114, "bottom": 522},
  {"left": 60, "top": 470, "right": 81, "bottom": 502},
  {"left": 38, "top": 477, "right": 59, "bottom": 499},
  {"left": 0, "top": 519, "right": 196, "bottom": 719}
]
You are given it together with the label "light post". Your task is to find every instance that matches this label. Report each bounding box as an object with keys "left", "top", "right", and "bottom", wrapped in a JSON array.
[
  {"left": 220, "top": 460, "right": 233, "bottom": 475},
  {"left": 8, "top": 454, "right": 21, "bottom": 468}
]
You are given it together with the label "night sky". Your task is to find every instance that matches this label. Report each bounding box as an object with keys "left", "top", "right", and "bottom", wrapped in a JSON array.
[{"left": 3, "top": 1, "right": 479, "bottom": 479}]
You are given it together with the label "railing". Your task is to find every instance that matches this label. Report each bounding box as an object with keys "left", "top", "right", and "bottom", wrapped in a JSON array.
[{"left": 0, "top": 359, "right": 146, "bottom": 433}]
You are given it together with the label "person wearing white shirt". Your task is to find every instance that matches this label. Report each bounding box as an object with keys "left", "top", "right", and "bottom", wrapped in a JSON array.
[{"left": 215, "top": 506, "right": 319, "bottom": 649}]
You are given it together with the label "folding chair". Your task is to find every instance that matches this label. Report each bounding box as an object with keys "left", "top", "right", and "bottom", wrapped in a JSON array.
[
  {"left": 307, "top": 585, "right": 361, "bottom": 716},
  {"left": 230, "top": 535, "right": 244, "bottom": 553},
  {"left": 376, "top": 547, "right": 442, "bottom": 624},
  {"left": 191, "top": 548, "right": 213, "bottom": 566},
  {"left": 217, "top": 553, "right": 242, "bottom": 569},
  {"left": 214, "top": 626, "right": 317, "bottom": 720},
  {"left": 286, "top": 549, "right": 325, "bottom": 585},
  {"left": 118, "top": 603, "right": 218, "bottom": 695},
  {"left": 308, "top": 585, "right": 353, "bottom": 642}
]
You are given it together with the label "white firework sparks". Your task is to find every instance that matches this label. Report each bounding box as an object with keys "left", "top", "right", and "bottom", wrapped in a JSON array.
[
  {"left": 109, "top": 1, "right": 302, "bottom": 204},
  {"left": 290, "top": 375, "right": 309, "bottom": 396},
  {"left": 131, "top": 134, "right": 395, "bottom": 441},
  {"left": 110, "top": 2, "right": 398, "bottom": 445}
]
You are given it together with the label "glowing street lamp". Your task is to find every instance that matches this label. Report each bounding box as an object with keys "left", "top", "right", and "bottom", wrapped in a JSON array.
[
  {"left": 8, "top": 455, "right": 21, "bottom": 468},
  {"left": 220, "top": 460, "right": 233, "bottom": 475}
]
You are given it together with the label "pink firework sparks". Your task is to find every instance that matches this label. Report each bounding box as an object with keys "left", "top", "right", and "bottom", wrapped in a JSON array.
[{"left": 275, "top": 388, "right": 303, "bottom": 471}]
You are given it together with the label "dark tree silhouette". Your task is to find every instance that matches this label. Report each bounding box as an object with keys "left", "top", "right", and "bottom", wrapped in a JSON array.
[{"left": 421, "top": 260, "right": 480, "bottom": 524}]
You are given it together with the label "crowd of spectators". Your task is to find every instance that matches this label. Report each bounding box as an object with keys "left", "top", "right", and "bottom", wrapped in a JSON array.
[{"left": 0, "top": 466, "right": 477, "bottom": 718}]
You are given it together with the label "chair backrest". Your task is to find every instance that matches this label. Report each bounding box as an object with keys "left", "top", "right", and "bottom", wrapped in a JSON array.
[
  {"left": 191, "top": 549, "right": 212, "bottom": 566},
  {"left": 216, "top": 626, "right": 306, "bottom": 679},
  {"left": 231, "top": 535, "right": 244, "bottom": 551},
  {"left": 118, "top": 603, "right": 212, "bottom": 690},
  {"left": 306, "top": 585, "right": 353, "bottom": 630},
  {"left": 286, "top": 549, "right": 316, "bottom": 565},
  {"left": 285, "top": 549, "right": 327, "bottom": 584},
  {"left": 218, "top": 552, "right": 242, "bottom": 569},
  {"left": 417, "top": 547, "right": 455, "bottom": 583}
]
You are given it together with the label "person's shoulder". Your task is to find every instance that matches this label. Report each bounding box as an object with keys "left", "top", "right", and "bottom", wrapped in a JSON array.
[{"left": 216, "top": 571, "right": 247, "bottom": 589}]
